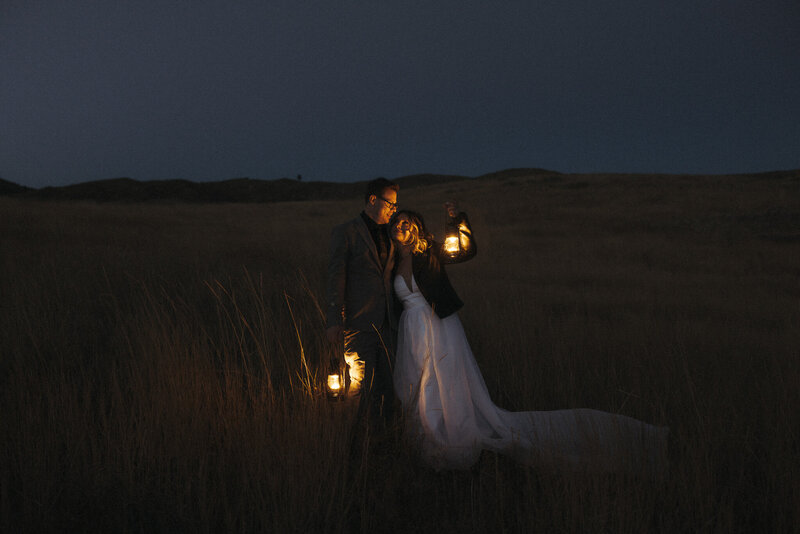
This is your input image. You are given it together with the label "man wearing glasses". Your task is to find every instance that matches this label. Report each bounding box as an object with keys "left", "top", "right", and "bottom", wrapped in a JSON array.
[{"left": 326, "top": 177, "right": 399, "bottom": 442}]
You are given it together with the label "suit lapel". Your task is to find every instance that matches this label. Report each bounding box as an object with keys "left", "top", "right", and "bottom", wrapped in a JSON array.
[
  {"left": 385, "top": 238, "right": 395, "bottom": 274},
  {"left": 354, "top": 216, "right": 382, "bottom": 267}
]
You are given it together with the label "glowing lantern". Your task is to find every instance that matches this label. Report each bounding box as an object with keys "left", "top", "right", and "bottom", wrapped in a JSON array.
[
  {"left": 326, "top": 372, "right": 344, "bottom": 400},
  {"left": 326, "top": 355, "right": 351, "bottom": 401},
  {"left": 444, "top": 214, "right": 461, "bottom": 256}
]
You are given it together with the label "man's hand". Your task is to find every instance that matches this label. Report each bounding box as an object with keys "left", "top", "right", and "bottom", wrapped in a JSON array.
[{"left": 326, "top": 325, "right": 343, "bottom": 345}]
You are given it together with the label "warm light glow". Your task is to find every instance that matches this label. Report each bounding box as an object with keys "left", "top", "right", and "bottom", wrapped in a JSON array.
[
  {"left": 444, "top": 236, "right": 459, "bottom": 254},
  {"left": 344, "top": 350, "right": 364, "bottom": 395},
  {"left": 327, "top": 374, "right": 341, "bottom": 391}
]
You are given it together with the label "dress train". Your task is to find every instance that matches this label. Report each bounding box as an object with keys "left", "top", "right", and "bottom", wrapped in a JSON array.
[{"left": 393, "top": 275, "right": 668, "bottom": 473}]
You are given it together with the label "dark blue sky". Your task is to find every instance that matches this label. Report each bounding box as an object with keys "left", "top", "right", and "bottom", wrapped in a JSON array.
[{"left": 2, "top": 0, "right": 799, "bottom": 188}]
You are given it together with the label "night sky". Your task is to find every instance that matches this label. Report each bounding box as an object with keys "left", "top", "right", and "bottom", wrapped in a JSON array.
[{"left": 2, "top": 0, "right": 799, "bottom": 188}]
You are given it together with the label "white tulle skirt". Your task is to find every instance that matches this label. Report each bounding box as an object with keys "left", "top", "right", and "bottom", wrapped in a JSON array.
[{"left": 393, "top": 275, "right": 668, "bottom": 473}]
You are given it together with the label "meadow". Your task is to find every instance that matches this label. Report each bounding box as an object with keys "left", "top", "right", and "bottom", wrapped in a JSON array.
[{"left": 1, "top": 171, "right": 798, "bottom": 532}]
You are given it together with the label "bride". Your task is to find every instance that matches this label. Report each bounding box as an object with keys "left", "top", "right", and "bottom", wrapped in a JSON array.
[{"left": 390, "top": 203, "right": 668, "bottom": 474}]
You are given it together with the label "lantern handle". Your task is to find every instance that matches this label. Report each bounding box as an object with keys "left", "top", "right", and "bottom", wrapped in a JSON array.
[{"left": 444, "top": 201, "right": 458, "bottom": 219}]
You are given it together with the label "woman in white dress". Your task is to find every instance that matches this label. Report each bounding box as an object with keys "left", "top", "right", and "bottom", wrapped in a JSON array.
[{"left": 389, "top": 203, "right": 668, "bottom": 474}]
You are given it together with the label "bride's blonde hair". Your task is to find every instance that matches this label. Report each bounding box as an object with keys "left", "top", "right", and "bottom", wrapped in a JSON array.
[{"left": 393, "top": 210, "right": 432, "bottom": 255}]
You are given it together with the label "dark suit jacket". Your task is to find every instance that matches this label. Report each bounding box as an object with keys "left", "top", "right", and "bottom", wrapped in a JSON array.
[
  {"left": 326, "top": 214, "right": 396, "bottom": 331},
  {"left": 408, "top": 212, "right": 477, "bottom": 319}
]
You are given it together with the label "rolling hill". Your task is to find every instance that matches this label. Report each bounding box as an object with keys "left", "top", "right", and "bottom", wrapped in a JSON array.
[{"left": 2, "top": 167, "right": 798, "bottom": 203}]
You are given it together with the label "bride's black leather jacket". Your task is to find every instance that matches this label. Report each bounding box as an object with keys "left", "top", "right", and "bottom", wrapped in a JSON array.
[{"left": 409, "top": 211, "right": 477, "bottom": 319}]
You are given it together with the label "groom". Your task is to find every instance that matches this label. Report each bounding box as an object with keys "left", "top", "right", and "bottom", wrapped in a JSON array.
[{"left": 326, "top": 177, "right": 399, "bottom": 431}]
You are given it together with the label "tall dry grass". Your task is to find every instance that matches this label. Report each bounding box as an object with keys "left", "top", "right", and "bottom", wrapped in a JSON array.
[{"left": 1, "top": 172, "right": 798, "bottom": 532}]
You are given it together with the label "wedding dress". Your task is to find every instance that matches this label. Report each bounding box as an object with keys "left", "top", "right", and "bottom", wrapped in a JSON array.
[{"left": 393, "top": 274, "right": 669, "bottom": 474}]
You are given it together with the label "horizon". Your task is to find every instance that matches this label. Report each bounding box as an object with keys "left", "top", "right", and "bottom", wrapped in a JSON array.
[
  {"left": 3, "top": 1, "right": 799, "bottom": 188},
  {"left": 4, "top": 164, "right": 800, "bottom": 191}
]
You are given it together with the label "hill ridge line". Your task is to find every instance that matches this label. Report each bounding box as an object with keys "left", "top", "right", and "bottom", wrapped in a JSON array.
[{"left": 2, "top": 167, "right": 797, "bottom": 203}]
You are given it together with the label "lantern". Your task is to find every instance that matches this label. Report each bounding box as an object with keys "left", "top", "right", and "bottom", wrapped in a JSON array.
[
  {"left": 326, "top": 372, "right": 344, "bottom": 400},
  {"left": 325, "top": 356, "right": 349, "bottom": 401},
  {"left": 444, "top": 217, "right": 460, "bottom": 256}
]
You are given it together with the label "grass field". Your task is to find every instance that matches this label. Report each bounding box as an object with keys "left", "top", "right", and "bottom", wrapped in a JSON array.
[{"left": 1, "top": 171, "right": 798, "bottom": 532}]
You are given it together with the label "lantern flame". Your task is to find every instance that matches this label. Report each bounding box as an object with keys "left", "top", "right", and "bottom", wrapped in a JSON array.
[
  {"left": 444, "top": 236, "right": 459, "bottom": 254},
  {"left": 327, "top": 374, "right": 341, "bottom": 392}
]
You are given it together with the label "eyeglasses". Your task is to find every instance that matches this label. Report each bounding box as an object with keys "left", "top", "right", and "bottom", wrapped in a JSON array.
[{"left": 378, "top": 196, "right": 398, "bottom": 211}]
